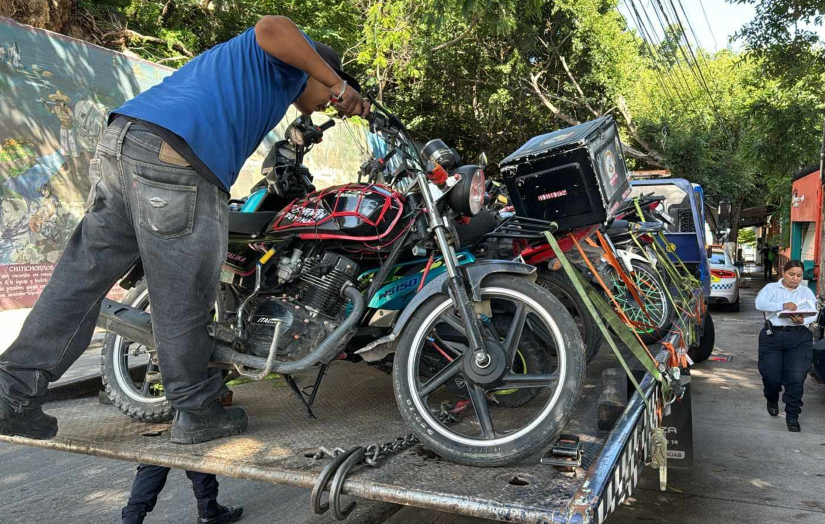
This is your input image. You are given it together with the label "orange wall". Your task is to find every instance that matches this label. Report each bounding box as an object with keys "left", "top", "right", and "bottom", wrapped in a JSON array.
[
  {"left": 791, "top": 171, "right": 822, "bottom": 222},
  {"left": 790, "top": 170, "right": 822, "bottom": 271}
]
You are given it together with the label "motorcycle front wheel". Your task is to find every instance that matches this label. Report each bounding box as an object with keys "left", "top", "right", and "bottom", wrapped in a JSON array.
[{"left": 392, "top": 274, "right": 585, "bottom": 467}]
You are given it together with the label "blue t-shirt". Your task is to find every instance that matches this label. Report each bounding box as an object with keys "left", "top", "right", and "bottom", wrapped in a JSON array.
[{"left": 114, "top": 27, "right": 310, "bottom": 190}]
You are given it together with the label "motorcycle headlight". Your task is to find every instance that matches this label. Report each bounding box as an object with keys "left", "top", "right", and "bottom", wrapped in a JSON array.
[{"left": 449, "top": 165, "right": 485, "bottom": 216}]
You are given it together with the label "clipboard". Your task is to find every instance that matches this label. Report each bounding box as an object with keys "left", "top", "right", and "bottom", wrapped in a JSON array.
[{"left": 778, "top": 310, "right": 818, "bottom": 318}]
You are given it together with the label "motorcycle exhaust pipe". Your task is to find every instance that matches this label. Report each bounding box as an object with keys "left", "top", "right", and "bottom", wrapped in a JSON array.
[{"left": 96, "top": 285, "right": 365, "bottom": 376}]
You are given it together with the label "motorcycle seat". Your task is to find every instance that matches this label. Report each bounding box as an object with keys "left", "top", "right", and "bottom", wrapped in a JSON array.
[
  {"left": 606, "top": 220, "right": 663, "bottom": 235},
  {"left": 228, "top": 211, "right": 280, "bottom": 236},
  {"left": 632, "top": 221, "right": 665, "bottom": 234},
  {"left": 606, "top": 219, "right": 630, "bottom": 233}
]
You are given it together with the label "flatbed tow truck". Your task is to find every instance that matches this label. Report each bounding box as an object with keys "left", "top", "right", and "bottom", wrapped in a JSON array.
[{"left": 0, "top": 318, "right": 693, "bottom": 524}]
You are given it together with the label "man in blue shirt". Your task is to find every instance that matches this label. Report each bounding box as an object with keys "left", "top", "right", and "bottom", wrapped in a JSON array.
[{"left": 0, "top": 16, "right": 369, "bottom": 444}]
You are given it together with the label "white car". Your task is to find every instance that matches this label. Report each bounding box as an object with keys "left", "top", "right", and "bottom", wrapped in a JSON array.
[{"left": 709, "top": 248, "right": 741, "bottom": 311}]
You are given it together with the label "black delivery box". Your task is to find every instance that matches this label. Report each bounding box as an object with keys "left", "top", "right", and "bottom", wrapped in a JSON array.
[{"left": 499, "top": 116, "right": 631, "bottom": 232}]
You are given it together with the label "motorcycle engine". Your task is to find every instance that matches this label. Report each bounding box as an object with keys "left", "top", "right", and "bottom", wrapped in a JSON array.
[
  {"left": 296, "top": 252, "right": 360, "bottom": 317},
  {"left": 246, "top": 252, "right": 360, "bottom": 360}
]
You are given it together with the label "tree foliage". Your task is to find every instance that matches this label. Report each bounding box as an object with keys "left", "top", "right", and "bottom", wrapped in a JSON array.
[
  {"left": 731, "top": 0, "right": 825, "bottom": 79},
  {"left": 9, "top": 0, "right": 825, "bottom": 243}
]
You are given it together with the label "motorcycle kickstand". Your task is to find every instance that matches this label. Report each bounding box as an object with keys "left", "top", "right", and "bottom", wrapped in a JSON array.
[
  {"left": 283, "top": 364, "right": 327, "bottom": 420},
  {"left": 306, "top": 364, "right": 328, "bottom": 409},
  {"left": 310, "top": 446, "right": 362, "bottom": 516}
]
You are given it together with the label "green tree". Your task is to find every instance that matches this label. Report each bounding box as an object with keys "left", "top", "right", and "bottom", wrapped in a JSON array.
[{"left": 731, "top": 0, "right": 825, "bottom": 291}]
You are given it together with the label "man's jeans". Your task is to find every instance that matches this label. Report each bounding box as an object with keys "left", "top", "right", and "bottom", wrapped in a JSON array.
[{"left": 0, "top": 118, "right": 228, "bottom": 412}]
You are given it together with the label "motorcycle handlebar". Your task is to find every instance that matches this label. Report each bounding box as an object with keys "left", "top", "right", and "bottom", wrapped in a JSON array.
[
  {"left": 318, "top": 119, "right": 335, "bottom": 131},
  {"left": 366, "top": 112, "right": 388, "bottom": 131}
]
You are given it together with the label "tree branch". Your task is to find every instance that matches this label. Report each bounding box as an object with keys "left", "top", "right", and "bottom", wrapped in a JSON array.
[
  {"left": 623, "top": 143, "right": 664, "bottom": 166},
  {"left": 525, "top": 72, "right": 580, "bottom": 126},
  {"left": 103, "top": 29, "right": 194, "bottom": 57},
  {"left": 540, "top": 36, "right": 600, "bottom": 117},
  {"left": 156, "top": 55, "right": 188, "bottom": 64},
  {"left": 431, "top": 16, "right": 480, "bottom": 52},
  {"left": 157, "top": 0, "right": 174, "bottom": 26},
  {"left": 616, "top": 96, "right": 666, "bottom": 167}
]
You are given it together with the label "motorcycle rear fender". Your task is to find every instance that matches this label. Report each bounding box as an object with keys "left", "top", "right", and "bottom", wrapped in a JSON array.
[
  {"left": 616, "top": 248, "right": 653, "bottom": 274},
  {"left": 119, "top": 260, "right": 144, "bottom": 290},
  {"left": 390, "top": 260, "right": 536, "bottom": 340}
]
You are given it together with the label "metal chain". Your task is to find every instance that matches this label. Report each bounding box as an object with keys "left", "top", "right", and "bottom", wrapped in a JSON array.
[{"left": 311, "top": 401, "right": 462, "bottom": 468}]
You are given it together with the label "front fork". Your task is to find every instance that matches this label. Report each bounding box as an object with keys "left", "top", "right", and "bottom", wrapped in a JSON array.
[{"left": 416, "top": 174, "right": 491, "bottom": 367}]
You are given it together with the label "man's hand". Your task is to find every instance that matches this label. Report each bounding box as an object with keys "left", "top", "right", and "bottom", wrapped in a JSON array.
[
  {"left": 330, "top": 81, "right": 370, "bottom": 118},
  {"left": 790, "top": 314, "right": 804, "bottom": 325},
  {"left": 783, "top": 302, "right": 797, "bottom": 311}
]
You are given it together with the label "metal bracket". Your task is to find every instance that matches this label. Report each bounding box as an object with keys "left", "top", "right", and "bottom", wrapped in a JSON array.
[{"left": 541, "top": 434, "right": 582, "bottom": 472}]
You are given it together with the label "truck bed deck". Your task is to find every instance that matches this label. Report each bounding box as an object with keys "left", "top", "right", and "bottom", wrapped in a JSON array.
[{"left": 0, "top": 342, "right": 663, "bottom": 524}]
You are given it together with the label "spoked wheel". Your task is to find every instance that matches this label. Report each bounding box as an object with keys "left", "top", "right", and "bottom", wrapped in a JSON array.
[
  {"left": 607, "top": 260, "right": 674, "bottom": 343},
  {"left": 392, "top": 275, "right": 585, "bottom": 467},
  {"left": 101, "top": 279, "right": 174, "bottom": 422}
]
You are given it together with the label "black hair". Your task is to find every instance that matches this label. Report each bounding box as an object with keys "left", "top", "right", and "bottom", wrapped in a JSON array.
[{"left": 783, "top": 260, "right": 804, "bottom": 272}]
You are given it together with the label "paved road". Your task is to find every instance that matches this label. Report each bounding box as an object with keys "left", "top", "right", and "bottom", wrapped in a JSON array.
[
  {"left": 0, "top": 442, "right": 399, "bottom": 524},
  {"left": 2, "top": 273, "right": 825, "bottom": 523}
]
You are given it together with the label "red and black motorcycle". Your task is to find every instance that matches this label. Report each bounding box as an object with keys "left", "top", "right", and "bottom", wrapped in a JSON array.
[{"left": 97, "top": 99, "right": 586, "bottom": 467}]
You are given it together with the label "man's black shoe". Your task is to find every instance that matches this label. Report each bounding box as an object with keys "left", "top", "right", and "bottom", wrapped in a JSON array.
[
  {"left": 198, "top": 504, "right": 243, "bottom": 524},
  {"left": 170, "top": 402, "right": 247, "bottom": 445},
  {"left": 767, "top": 401, "right": 779, "bottom": 417},
  {"left": 0, "top": 398, "right": 58, "bottom": 440},
  {"left": 787, "top": 418, "right": 801, "bottom": 432}
]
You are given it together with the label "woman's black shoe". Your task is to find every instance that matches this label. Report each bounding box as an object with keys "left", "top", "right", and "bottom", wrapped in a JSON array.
[
  {"left": 787, "top": 418, "right": 801, "bottom": 432},
  {"left": 198, "top": 504, "right": 243, "bottom": 524},
  {"left": 766, "top": 401, "right": 779, "bottom": 417}
]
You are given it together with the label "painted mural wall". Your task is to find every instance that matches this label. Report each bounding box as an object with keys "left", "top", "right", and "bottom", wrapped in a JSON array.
[{"left": 0, "top": 18, "right": 371, "bottom": 310}]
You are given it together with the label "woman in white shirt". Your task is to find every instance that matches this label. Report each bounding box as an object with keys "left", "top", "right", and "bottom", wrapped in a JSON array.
[{"left": 755, "top": 260, "right": 816, "bottom": 432}]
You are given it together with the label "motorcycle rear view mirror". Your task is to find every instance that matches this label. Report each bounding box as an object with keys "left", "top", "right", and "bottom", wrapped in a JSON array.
[
  {"left": 478, "top": 152, "right": 488, "bottom": 170},
  {"left": 287, "top": 119, "right": 307, "bottom": 146}
]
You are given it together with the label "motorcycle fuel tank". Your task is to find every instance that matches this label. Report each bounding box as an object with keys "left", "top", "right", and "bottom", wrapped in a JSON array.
[{"left": 270, "top": 183, "right": 411, "bottom": 254}]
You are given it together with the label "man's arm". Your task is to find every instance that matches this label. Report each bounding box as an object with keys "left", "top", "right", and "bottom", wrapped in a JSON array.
[{"left": 254, "top": 16, "right": 368, "bottom": 117}]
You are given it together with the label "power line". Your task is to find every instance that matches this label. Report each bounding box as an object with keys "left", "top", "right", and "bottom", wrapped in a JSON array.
[
  {"left": 666, "top": 0, "right": 722, "bottom": 119},
  {"left": 637, "top": 0, "right": 704, "bottom": 112},
  {"left": 652, "top": 0, "right": 704, "bottom": 87},
  {"left": 625, "top": 4, "right": 687, "bottom": 109},
  {"left": 626, "top": 0, "right": 695, "bottom": 110},
  {"left": 697, "top": 0, "right": 719, "bottom": 50},
  {"left": 623, "top": 0, "right": 686, "bottom": 111},
  {"left": 636, "top": 0, "right": 700, "bottom": 105},
  {"left": 674, "top": 0, "right": 715, "bottom": 71},
  {"left": 673, "top": 0, "right": 722, "bottom": 109},
  {"left": 650, "top": 0, "right": 720, "bottom": 118}
]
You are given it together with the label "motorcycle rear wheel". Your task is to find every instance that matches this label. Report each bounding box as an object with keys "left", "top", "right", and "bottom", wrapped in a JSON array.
[
  {"left": 101, "top": 279, "right": 174, "bottom": 422},
  {"left": 538, "top": 270, "right": 603, "bottom": 363},
  {"left": 607, "top": 260, "right": 674, "bottom": 344}
]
